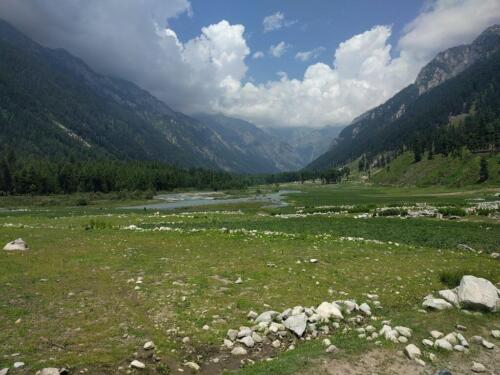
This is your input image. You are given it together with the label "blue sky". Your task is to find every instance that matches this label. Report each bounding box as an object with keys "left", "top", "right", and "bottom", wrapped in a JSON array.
[
  {"left": 3, "top": 0, "right": 500, "bottom": 127},
  {"left": 169, "top": 1, "right": 423, "bottom": 83}
]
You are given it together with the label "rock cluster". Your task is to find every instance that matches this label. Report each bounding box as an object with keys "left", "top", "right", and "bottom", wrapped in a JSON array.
[
  {"left": 422, "top": 275, "right": 499, "bottom": 312},
  {"left": 224, "top": 299, "right": 378, "bottom": 356}
]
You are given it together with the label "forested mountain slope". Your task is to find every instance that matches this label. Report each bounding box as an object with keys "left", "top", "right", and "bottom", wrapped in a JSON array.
[{"left": 308, "top": 25, "right": 500, "bottom": 171}]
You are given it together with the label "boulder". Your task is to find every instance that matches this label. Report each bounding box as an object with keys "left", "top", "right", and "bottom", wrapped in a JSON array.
[
  {"left": 316, "top": 302, "right": 343, "bottom": 320},
  {"left": 3, "top": 238, "right": 28, "bottom": 251},
  {"left": 283, "top": 313, "right": 307, "bottom": 337},
  {"left": 457, "top": 275, "right": 499, "bottom": 312}
]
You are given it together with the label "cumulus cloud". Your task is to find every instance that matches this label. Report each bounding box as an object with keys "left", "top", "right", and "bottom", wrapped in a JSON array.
[
  {"left": 269, "top": 41, "right": 291, "bottom": 58},
  {"left": 263, "top": 11, "right": 296, "bottom": 33},
  {"left": 295, "top": 47, "right": 326, "bottom": 62},
  {"left": 1, "top": 0, "right": 499, "bottom": 127},
  {"left": 252, "top": 51, "right": 264, "bottom": 59}
]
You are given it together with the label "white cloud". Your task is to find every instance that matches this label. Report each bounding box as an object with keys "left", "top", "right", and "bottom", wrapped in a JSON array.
[
  {"left": 1, "top": 0, "right": 499, "bottom": 128},
  {"left": 295, "top": 47, "right": 325, "bottom": 62},
  {"left": 252, "top": 51, "right": 264, "bottom": 59},
  {"left": 269, "top": 41, "right": 290, "bottom": 58},
  {"left": 263, "top": 11, "right": 296, "bottom": 33}
]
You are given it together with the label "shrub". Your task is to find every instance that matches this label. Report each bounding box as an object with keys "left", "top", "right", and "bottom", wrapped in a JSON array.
[
  {"left": 438, "top": 207, "right": 466, "bottom": 217},
  {"left": 378, "top": 208, "right": 408, "bottom": 216}
]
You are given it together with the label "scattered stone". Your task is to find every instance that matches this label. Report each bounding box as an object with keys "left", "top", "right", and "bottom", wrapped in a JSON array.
[
  {"left": 235, "top": 277, "right": 243, "bottom": 284},
  {"left": 359, "top": 303, "right": 371, "bottom": 316},
  {"left": 453, "top": 345, "right": 465, "bottom": 352},
  {"left": 223, "top": 339, "right": 233, "bottom": 348},
  {"left": 456, "top": 333, "right": 468, "bottom": 347},
  {"left": 283, "top": 313, "right": 307, "bottom": 337},
  {"left": 481, "top": 339, "right": 495, "bottom": 349},
  {"left": 12, "top": 363, "right": 24, "bottom": 369},
  {"left": 455, "top": 324, "right": 467, "bottom": 331},
  {"left": 231, "top": 347, "right": 247, "bottom": 356},
  {"left": 143, "top": 341, "right": 155, "bottom": 350},
  {"left": 395, "top": 326, "right": 412, "bottom": 338},
  {"left": 272, "top": 340, "right": 281, "bottom": 348},
  {"left": 3, "top": 238, "right": 28, "bottom": 251},
  {"left": 202, "top": 325, "right": 210, "bottom": 331},
  {"left": 316, "top": 302, "right": 343, "bottom": 320},
  {"left": 422, "top": 298, "right": 453, "bottom": 310},
  {"left": 237, "top": 327, "right": 252, "bottom": 338},
  {"left": 434, "top": 339, "right": 453, "bottom": 351},
  {"left": 254, "top": 311, "right": 278, "bottom": 324},
  {"left": 325, "top": 345, "right": 338, "bottom": 353},
  {"left": 238, "top": 336, "right": 255, "bottom": 348},
  {"left": 251, "top": 332, "right": 263, "bottom": 343},
  {"left": 182, "top": 337, "right": 190, "bottom": 344},
  {"left": 428, "top": 353, "right": 437, "bottom": 363},
  {"left": 443, "top": 333, "right": 458, "bottom": 345},
  {"left": 457, "top": 275, "right": 498, "bottom": 312},
  {"left": 491, "top": 329, "right": 500, "bottom": 339},
  {"left": 438, "top": 290, "right": 459, "bottom": 306},
  {"left": 430, "top": 330, "right": 443, "bottom": 339},
  {"left": 247, "top": 311, "right": 258, "bottom": 320},
  {"left": 398, "top": 336, "right": 408, "bottom": 343},
  {"left": 404, "top": 344, "right": 421, "bottom": 360},
  {"left": 471, "top": 362, "right": 486, "bottom": 373},
  {"left": 227, "top": 329, "right": 238, "bottom": 341},
  {"left": 35, "top": 369, "right": 59, "bottom": 375},
  {"left": 130, "top": 360, "right": 145, "bottom": 369},
  {"left": 415, "top": 358, "right": 426, "bottom": 367},
  {"left": 471, "top": 335, "right": 483, "bottom": 344},
  {"left": 422, "top": 339, "right": 434, "bottom": 347},
  {"left": 184, "top": 362, "right": 200, "bottom": 372},
  {"left": 322, "top": 338, "right": 331, "bottom": 347},
  {"left": 0, "top": 369, "right": 7, "bottom": 375}
]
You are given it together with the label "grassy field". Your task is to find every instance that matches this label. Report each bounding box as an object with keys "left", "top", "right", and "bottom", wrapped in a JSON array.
[{"left": 0, "top": 183, "right": 499, "bottom": 374}]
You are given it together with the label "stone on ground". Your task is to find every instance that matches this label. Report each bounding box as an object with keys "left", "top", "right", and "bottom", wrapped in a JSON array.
[
  {"left": 395, "top": 326, "right": 412, "bottom": 338},
  {"left": 238, "top": 336, "right": 255, "bottom": 348},
  {"left": 184, "top": 362, "right": 200, "bottom": 372},
  {"left": 316, "top": 302, "right": 343, "bottom": 320},
  {"left": 492, "top": 329, "right": 500, "bottom": 338},
  {"left": 325, "top": 344, "right": 338, "bottom": 353},
  {"left": 231, "top": 346, "right": 247, "bottom": 356},
  {"left": 283, "top": 313, "right": 307, "bottom": 337},
  {"left": 143, "top": 341, "right": 155, "bottom": 350},
  {"left": 404, "top": 344, "right": 421, "bottom": 360},
  {"left": 457, "top": 275, "right": 498, "bottom": 312},
  {"left": 471, "top": 361, "right": 486, "bottom": 373},
  {"left": 130, "top": 360, "right": 145, "bottom": 369},
  {"left": 438, "top": 289, "right": 459, "bottom": 306},
  {"left": 35, "top": 369, "right": 60, "bottom": 375},
  {"left": 422, "top": 298, "right": 453, "bottom": 310},
  {"left": 254, "top": 311, "right": 278, "bottom": 324},
  {"left": 3, "top": 238, "right": 28, "bottom": 251},
  {"left": 434, "top": 339, "right": 453, "bottom": 351}
]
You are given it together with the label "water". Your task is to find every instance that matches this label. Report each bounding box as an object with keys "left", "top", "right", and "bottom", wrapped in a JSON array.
[{"left": 123, "top": 190, "right": 300, "bottom": 210}]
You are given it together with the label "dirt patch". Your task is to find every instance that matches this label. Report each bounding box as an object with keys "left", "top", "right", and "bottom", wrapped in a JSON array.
[{"left": 299, "top": 348, "right": 500, "bottom": 375}]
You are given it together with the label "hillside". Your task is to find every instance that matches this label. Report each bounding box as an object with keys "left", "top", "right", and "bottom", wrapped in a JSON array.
[
  {"left": 0, "top": 19, "right": 306, "bottom": 174},
  {"left": 308, "top": 25, "right": 500, "bottom": 173}
]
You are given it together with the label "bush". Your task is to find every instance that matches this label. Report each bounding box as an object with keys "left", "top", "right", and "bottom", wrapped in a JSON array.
[
  {"left": 439, "top": 269, "right": 498, "bottom": 288},
  {"left": 438, "top": 207, "right": 466, "bottom": 217},
  {"left": 378, "top": 208, "right": 408, "bottom": 216},
  {"left": 84, "top": 219, "right": 111, "bottom": 230},
  {"left": 75, "top": 198, "right": 88, "bottom": 206}
]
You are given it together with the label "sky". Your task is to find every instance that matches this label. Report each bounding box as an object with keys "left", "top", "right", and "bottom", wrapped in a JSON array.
[{"left": 1, "top": 0, "right": 500, "bottom": 128}]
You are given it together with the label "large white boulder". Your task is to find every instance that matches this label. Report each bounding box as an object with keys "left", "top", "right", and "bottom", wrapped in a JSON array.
[
  {"left": 316, "top": 302, "right": 343, "bottom": 320},
  {"left": 283, "top": 313, "right": 307, "bottom": 337},
  {"left": 457, "top": 275, "right": 499, "bottom": 312},
  {"left": 3, "top": 238, "right": 28, "bottom": 251}
]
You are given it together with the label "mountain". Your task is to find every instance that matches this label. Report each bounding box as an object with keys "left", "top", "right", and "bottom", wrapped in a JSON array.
[
  {"left": 308, "top": 25, "right": 500, "bottom": 171},
  {"left": 0, "top": 19, "right": 304, "bottom": 174},
  {"left": 266, "top": 126, "right": 344, "bottom": 167},
  {"left": 195, "top": 114, "right": 303, "bottom": 173}
]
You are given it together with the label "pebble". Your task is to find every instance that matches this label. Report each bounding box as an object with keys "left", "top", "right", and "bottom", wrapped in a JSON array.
[
  {"left": 238, "top": 336, "right": 255, "bottom": 348},
  {"left": 491, "top": 330, "right": 500, "bottom": 339},
  {"left": 143, "top": 341, "right": 155, "bottom": 350},
  {"left": 404, "top": 344, "right": 421, "bottom": 360},
  {"left": 325, "top": 345, "right": 338, "bottom": 353},
  {"left": 422, "top": 339, "right": 434, "bottom": 347},
  {"left": 481, "top": 339, "right": 495, "bottom": 349},
  {"left": 434, "top": 339, "right": 453, "bottom": 351},
  {"left": 182, "top": 337, "right": 190, "bottom": 344},
  {"left": 430, "top": 330, "right": 443, "bottom": 339},
  {"left": 13, "top": 363, "right": 24, "bottom": 369},
  {"left": 231, "top": 346, "right": 247, "bottom": 356},
  {"left": 272, "top": 340, "right": 281, "bottom": 348}
]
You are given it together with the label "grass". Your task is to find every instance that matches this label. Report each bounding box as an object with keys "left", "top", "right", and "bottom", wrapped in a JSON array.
[{"left": 0, "top": 183, "right": 499, "bottom": 374}]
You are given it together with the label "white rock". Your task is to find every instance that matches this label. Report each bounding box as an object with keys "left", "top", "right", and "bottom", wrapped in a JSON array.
[
  {"left": 404, "top": 344, "right": 421, "bottom": 360},
  {"left": 130, "top": 360, "right": 145, "bottom": 369},
  {"left": 443, "top": 333, "right": 458, "bottom": 345},
  {"left": 434, "top": 339, "right": 453, "bottom": 351},
  {"left": 359, "top": 303, "right": 371, "bottom": 316},
  {"left": 227, "top": 329, "right": 238, "bottom": 341},
  {"left": 414, "top": 358, "right": 426, "bottom": 367},
  {"left": 438, "top": 289, "right": 459, "bottom": 306},
  {"left": 471, "top": 361, "right": 486, "bottom": 373},
  {"left": 453, "top": 344, "right": 465, "bottom": 352},
  {"left": 255, "top": 311, "right": 278, "bottom": 324},
  {"left": 0, "top": 369, "right": 8, "bottom": 375},
  {"left": 184, "top": 362, "right": 200, "bottom": 372},
  {"left": 143, "top": 341, "right": 155, "bottom": 350},
  {"left": 235, "top": 277, "right": 243, "bottom": 284},
  {"left": 430, "top": 330, "right": 443, "bottom": 339},
  {"left": 251, "top": 332, "right": 263, "bottom": 343},
  {"left": 247, "top": 311, "right": 258, "bottom": 320},
  {"left": 272, "top": 340, "right": 281, "bottom": 348},
  {"left": 492, "top": 329, "right": 500, "bottom": 338},
  {"left": 325, "top": 345, "right": 338, "bottom": 353},
  {"left": 35, "top": 369, "right": 59, "bottom": 375},
  {"left": 457, "top": 275, "right": 499, "bottom": 311},
  {"left": 398, "top": 336, "right": 408, "bottom": 343},
  {"left": 237, "top": 327, "right": 252, "bottom": 338},
  {"left": 238, "top": 336, "right": 255, "bottom": 348},
  {"left": 422, "top": 298, "right": 453, "bottom": 310},
  {"left": 422, "top": 339, "right": 433, "bottom": 347},
  {"left": 395, "top": 326, "right": 412, "bottom": 338},
  {"left": 316, "top": 302, "right": 343, "bottom": 320},
  {"left": 231, "top": 346, "right": 247, "bottom": 356},
  {"left": 283, "top": 313, "right": 307, "bottom": 337},
  {"left": 182, "top": 337, "right": 190, "bottom": 344},
  {"left": 428, "top": 353, "right": 436, "bottom": 362},
  {"left": 202, "top": 324, "right": 210, "bottom": 330},
  {"left": 322, "top": 338, "right": 331, "bottom": 347},
  {"left": 3, "top": 238, "right": 28, "bottom": 251},
  {"left": 481, "top": 339, "right": 495, "bottom": 349},
  {"left": 456, "top": 333, "right": 469, "bottom": 347},
  {"left": 13, "top": 363, "right": 24, "bottom": 369},
  {"left": 223, "top": 339, "right": 233, "bottom": 348}
]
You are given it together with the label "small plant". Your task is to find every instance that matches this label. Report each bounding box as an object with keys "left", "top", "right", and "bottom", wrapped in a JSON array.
[
  {"left": 438, "top": 207, "right": 466, "bottom": 217},
  {"left": 84, "top": 219, "right": 111, "bottom": 230}
]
